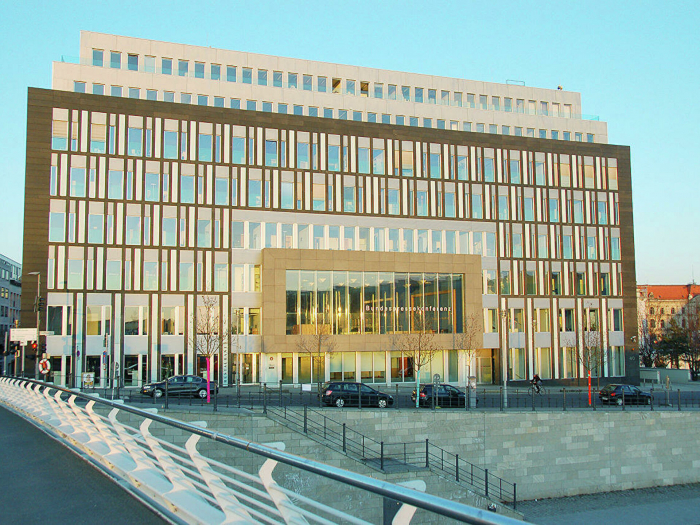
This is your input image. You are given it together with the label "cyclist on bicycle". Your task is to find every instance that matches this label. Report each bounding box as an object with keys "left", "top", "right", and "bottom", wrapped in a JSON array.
[{"left": 530, "top": 374, "right": 542, "bottom": 394}]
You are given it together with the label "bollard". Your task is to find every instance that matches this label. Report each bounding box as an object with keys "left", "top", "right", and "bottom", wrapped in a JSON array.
[
  {"left": 425, "top": 439, "right": 429, "bottom": 468},
  {"left": 395, "top": 384, "right": 399, "bottom": 410},
  {"left": 513, "top": 483, "right": 517, "bottom": 510},
  {"left": 562, "top": 387, "right": 566, "bottom": 411},
  {"left": 279, "top": 380, "right": 283, "bottom": 406},
  {"left": 342, "top": 424, "right": 346, "bottom": 453},
  {"left": 213, "top": 386, "right": 218, "bottom": 412},
  {"left": 678, "top": 389, "right": 682, "bottom": 411},
  {"left": 380, "top": 442, "right": 384, "bottom": 471},
  {"left": 499, "top": 387, "right": 503, "bottom": 412},
  {"left": 622, "top": 389, "right": 625, "bottom": 411},
  {"left": 456, "top": 454, "right": 460, "bottom": 482},
  {"left": 164, "top": 378, "right": 169, "bottom": 410},
  {"left": 304, "top": 404, "right": 308, "bottom": 433},
  {"left": 531, "top": 386, "right": 535, "bottom": 412},
  {"left": 466, "top": 387, "right": 469, "bottom": 412},
  {"left": 263, "top": 384, "right": 267, "bottom": 414},
  {"left": 485, "top": 469, "right": 489, "bottom": 498},
  {"left": 592, "top": 388, "right": 596, "bottom": 411}
]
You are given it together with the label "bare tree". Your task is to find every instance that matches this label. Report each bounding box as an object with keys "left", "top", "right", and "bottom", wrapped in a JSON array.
[
  {"left": 393, "top": 312, "right": 441, "bottom": 408},
  {"left": 295, "top": 322, "right": 336, "bottom": 395},
  {"left": 579, "top": 330, "right": 604, "bottom": 404},
  {"left": 191, "top": 295, "right": 227, "bottom": 402},
  {"left": 454, "top": 313, "right": 482, "bottom": 389}
]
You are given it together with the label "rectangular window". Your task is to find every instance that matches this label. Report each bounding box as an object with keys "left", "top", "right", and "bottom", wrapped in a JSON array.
[
  {"left": 110, "top": 51, "right": 121, "bottom": 69},
  {"left": 178, "top": 60, "right": 188, "bottom": 77},
  {"left": 414, "top": 87, "right": 427, "bottom": 104},
  {"left": 70, "top": 168, "right": 86, "bottom": 197},
  {"left": 127, "top": 54, "right": 138, "bottom": 71},
  {"left": 303, "top": 74, "right": 312, "bottom": 91},
  {"left": 92, "top": 49, "right": 103, "bottom": 67},
  {"left": 161, "top": 58, "right": 172, "bottom": 75}
]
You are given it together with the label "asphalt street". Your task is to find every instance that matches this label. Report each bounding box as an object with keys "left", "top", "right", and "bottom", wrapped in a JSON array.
[
  {"left": 0, "top": 405, "right": 168, "bottom": 525},
  {"left": 519, "top": 483, "right": 700, "bottom": 525}
]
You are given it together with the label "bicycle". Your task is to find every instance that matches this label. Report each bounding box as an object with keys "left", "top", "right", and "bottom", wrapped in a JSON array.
[{"left": 527, "top": 383, "right": 546, "bottom": 396}]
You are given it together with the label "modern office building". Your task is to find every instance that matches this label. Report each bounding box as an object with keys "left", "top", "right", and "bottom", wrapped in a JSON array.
[
  {"left": 21, "top": 32, "right": 638, "bottom": 388},
  {"left": 0, "top": 254, "right": 22, "bottom": 365}
]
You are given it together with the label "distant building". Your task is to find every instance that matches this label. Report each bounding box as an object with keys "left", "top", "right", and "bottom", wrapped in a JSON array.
[
  {"left": 637, "top": 284, "right": 700, "bottom": 365},
  {"left": 0, "top": 254, "right": 22, "bottom": 369}
]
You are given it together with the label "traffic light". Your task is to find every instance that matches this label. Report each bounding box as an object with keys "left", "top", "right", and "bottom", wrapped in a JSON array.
[
  {"left": 34, "top": 297, "right": 45, "bottom": 313},
  {"left": 40, "top": 341, "right": 47, "bottom": 355}
]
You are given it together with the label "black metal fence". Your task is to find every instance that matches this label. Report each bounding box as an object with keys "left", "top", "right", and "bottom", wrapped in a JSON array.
[
  {"left": 264, "top": 399, "right": 518, "bottom": 508},
  {"left": 107, "top": 384, "right": 697, "bottom": 413}
]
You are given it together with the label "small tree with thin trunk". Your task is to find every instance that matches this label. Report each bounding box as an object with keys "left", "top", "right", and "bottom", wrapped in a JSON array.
[
  {"left": 454, "top": 313, "right": 482, "bottom": 389},
  {"left": 191, "top": 295, "right": 226, "bottom": 403},
  {"left": 295, "top": 322, "right": 336, "bottom": 397},
  {"left": 579, "top": 330, "right": 604, "bottom": 405},
  {"left": 392, "top": 312, "right": 441, "bottom": 408}
]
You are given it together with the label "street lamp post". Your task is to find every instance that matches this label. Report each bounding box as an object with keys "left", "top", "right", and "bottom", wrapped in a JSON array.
[
  {"left": 28, "top": 271, "right": 41, "bottom": 379},
  {"left": 501, "top": 308, "right": 508, "bottom": 408}
]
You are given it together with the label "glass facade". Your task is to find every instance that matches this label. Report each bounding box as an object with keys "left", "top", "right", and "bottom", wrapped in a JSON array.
[{"left": 286, "top": 270, "right": 464, "bottom": 336}]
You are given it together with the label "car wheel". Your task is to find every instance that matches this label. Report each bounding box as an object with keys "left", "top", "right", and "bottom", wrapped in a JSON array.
[
  {"left": 616, "top": 398, "right": 624, "bottom": 406},
  {"left": 197, "top": 389, "right": 207, "bottom": 399},
  {"left": 153, "top": 389, "right": 164, "bottom": 398},
  {"left": 335, "top": 397, "right": 345, "bottom": 408},
  {"left": 378, "top": 398, "right": 388, "bottom": 409}
]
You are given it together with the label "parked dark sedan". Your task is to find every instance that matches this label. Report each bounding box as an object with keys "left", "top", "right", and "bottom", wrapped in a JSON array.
[
  {"left": 599, "top": 384, "right": 651, "bottom": 406},
  {"left": 141, "top": 375, "right": 218, "bottom": 398},
  {"left": 411, "top": 384, "right": 473, "bottom": 407},
  {"left": 320, "top": 382, "right": 393, "bottom": 408}
]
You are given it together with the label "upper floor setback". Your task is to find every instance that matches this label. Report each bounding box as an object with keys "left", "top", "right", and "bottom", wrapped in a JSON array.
[{"left": 50, "top": 31, "right": 608, "bottom": 143}]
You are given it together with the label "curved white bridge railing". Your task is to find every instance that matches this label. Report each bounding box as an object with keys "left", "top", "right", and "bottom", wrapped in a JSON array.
[{"left": 0, "top": 377, "right": 526, "bottom": 525}]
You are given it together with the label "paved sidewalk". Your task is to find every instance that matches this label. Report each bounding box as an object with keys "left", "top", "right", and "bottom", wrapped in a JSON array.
[
  {"left": 518, "top": 483, "right": 700, "bottom": 524},
  {"left": 0, "top": 405, "right": 168, "bottom": 525}
]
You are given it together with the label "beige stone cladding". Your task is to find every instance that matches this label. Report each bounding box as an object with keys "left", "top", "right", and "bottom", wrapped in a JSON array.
[{"left": 261, "top": 248, "right": 482, "bottom": 354}]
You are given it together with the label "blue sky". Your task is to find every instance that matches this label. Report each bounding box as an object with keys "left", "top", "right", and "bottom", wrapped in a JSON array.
[{"left": 1, "top": 0, "right": 698, "bottom": 284}]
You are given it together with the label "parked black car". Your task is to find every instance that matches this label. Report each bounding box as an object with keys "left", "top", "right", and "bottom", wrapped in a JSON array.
[
  {"left": 411, "top": 384, "right": 473, "bottom": 407},
  {"left": 320, "top": 382, "right": 394, "bottom": 408},
  {"left": 598, "top": 384, "right": 651, "bottom": 406},
  {"left": 140, "top": 375, "right": 218, "bottom": 398}
]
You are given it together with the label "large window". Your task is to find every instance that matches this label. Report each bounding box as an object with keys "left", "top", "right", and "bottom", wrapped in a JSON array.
[
  {"left": 286, "top": 270, "right": 463, "bottom": 336},
  {"left": 124, "top": 306, "right": 148, "bottom": 335}
]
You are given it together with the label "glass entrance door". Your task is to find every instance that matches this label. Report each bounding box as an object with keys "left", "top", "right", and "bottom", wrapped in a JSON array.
[{"left": 476, "top": 356, "right": 492, "bottom": 384}]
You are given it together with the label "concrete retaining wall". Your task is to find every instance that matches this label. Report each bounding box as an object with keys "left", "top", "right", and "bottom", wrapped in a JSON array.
[
  {"left": 118, "top": 406, "right": 700, "bottom": 508},
  {"left": 309, "top": 409, "right": 700, "bottom": 500}
]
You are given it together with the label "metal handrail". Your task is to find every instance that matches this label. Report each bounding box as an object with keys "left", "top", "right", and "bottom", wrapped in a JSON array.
[
  {"left": 266, "top": 394, "right": 517, "bottom": 508},
  {"left": 0, "top": 377, "right": 526, "bottom": 524}
]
